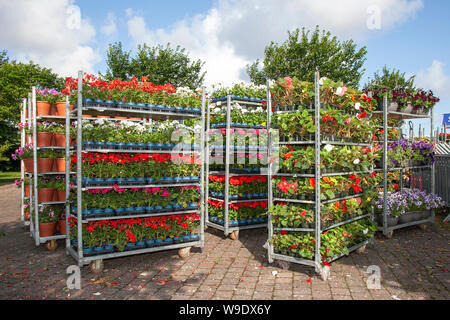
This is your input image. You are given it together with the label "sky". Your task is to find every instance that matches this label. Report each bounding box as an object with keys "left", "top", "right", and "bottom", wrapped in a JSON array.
[{"left": 0, "top": 0, "right": 449, "bottom": 134}]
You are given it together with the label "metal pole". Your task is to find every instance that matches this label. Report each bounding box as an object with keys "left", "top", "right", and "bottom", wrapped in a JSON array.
[
  {"left": 32, "top": 87, "right": 39, "bottom": 245},
  {"left": 65, "top": 95, "right": 70, "bottom": 252},
  {"left": 20, "top": 99, "right": 26, "bottom": 223},
  {"left": 224, "top": 94, "right": 231, "bottom": 236},
  {"left": 205, "top": 96, "right": 211, "bottom": 227},
  {"left": 382, "top": 95, "right": 388, "bottom": 236},
  {"left": 314, "top": 71, "right": 321, "bottom": 272},
  {"left": 200, "top": 87, "right": 206, "bottom": 248},
  {"left": 266, "top": 79, "right": 274, "bottom": 263},
  {"left": 430, "top": 107, "right": 435, "bottom": 222},
  {"left": 76, "top": 71, "right": 83, "bottom": 265}
]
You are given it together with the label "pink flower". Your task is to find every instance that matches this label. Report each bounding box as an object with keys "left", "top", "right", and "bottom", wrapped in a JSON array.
[
  {"left": 336, "top": 86, "right": 347, "bottom": 97},
  {"left": 345, "top": 118, "right": 351, "bottom": 125}
]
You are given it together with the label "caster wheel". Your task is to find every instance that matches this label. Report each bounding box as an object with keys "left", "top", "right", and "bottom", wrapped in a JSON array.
[
  {"left": 419, "top": 223, "right": 427, "bottom": 230},
  {"left": 356, "top": 245, "right": 366, "bottom": 254},
  {"left": 319, "top": 265, "right": 331, "bottom": 281},
  {"left": 45, "top": 240, "right": 58, "bottom": 251},
  {"left": 178, "top": 247, "right": 191, "bottom": 258},
  {"left": 277, "top": 260, "right": 290, "bottom": 270},
  {"left": 89, "top": 260, "right": 104, "bottom": 274},
  {"left": 229, "top": 230, "right": 239, "bottom": 240},
  {"left": 385, "top": 231, "right": 393, "bottom": 239}
]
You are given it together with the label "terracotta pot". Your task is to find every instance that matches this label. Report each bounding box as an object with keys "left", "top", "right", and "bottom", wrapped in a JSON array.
[
  {"left": 25, "top": 133, "right": 30, "bottom": 143},
  {"left": 57, "top": 190, "right": 66, "bottom": 201},
  {"left": 36, "top": 132, "right": 53, "bottom": 147},
  {"left": 82, "top": 114, "right": 93, "bottom": 118},
  {"left": 128, "top": 117, "right": 141, "bottom": 120},
  {"left": 37, "top": 158, "right": 54, "bottom": 173},
  {"left": 114, "top": 116, "right": 127, "bottom": 120},
  {"left": 36, "top": 101, "right": 52, "bottom": 116},
  {"left": 53, "top": 133, "right": 66, "bottom": 147},
  {"left": 52, "top": 190, "right": 59, "bottom": 202},
  {"left": 38, "top": 188, "right": 54, "bottom": 203},
  {"left": 56, "top": 102, "right": 73, "bottom": 116},
  {"left": 55, "top": 158, "right": 65, "bottom": 172},
  {"left": 97, "top": 115, "right": 111, "bottom": 119},
  {"left": 58, "top": 220, "right": 67, "bottom": 235},
  {"left": 24, "top": 185, "right": 30, "bottom": 197},
  {"left": 23, "top": 158, "right": 34, "bottom": 173},
  {"left": 39, "top": 222, "right": 56, "bottom": 237},
  {"left": 25, "top": 210, "right": 30, "bottom": 221},
  {"left": 50, "top": 105, "right": 57, "bottom": 116}
]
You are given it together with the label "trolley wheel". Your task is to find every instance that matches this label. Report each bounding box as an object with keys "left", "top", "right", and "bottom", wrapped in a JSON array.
[
  {"left": 356, "top": 245, "right": 367, "bottom": 254},
  {"left": 319, "top": 265, "right": 331, "bottom": 281},
  {"left": 89, "top": 260, "right": 104, "bottom": 274},
  {"left": 45, "top": 239, "right": 58, "bottom": 251},
  {"left": 229, "top": 230, "right": 239, "bottom": 240},
  {"left": 385, "top": 231, "right": 394, "bottom": 239},
  {"left": 419, "top": 223, "right": 427, "bottom": 231},
  {"left": 277, "top": 260, "right": 290, "bottom": 270},
  {"left": 178, "top": 247, "right": 191, "bottom": 258}
]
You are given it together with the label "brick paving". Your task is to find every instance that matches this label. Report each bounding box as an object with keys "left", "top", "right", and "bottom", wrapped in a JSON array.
[{"left": 0, "top": 183, "right": 449, "bottom": 300}]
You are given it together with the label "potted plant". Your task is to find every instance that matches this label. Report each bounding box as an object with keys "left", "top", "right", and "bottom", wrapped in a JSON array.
[
  {"left": 38, "top": 205, "right": 59, "bottom": 237},
  {"left": 11, "top": 144, "right": 34, "bottom": 172},
  {"left": 37, "top": 176, "right": 55, "bottom": 203},
  {"left": 35, "top": 88, "right": 57, "bottom": 116}
]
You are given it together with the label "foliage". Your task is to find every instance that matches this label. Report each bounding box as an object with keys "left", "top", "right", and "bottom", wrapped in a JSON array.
[{"left": 246, "top": 26, "right": 367, "bottom": 88}]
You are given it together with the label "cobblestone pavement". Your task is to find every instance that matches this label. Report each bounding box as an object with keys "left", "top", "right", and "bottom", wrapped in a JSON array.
[{"left": 0, "top": 184, "right": 449, "bottom": 300}]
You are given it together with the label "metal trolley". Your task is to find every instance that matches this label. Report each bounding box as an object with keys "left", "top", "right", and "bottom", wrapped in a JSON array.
[
  {"left": 20, "top": 89, "right": 70, "bottom": 251},
  {"left": 65, "top": 71, "right": 206, "bottom": 273},
  {"left": 205, "top": 93, "right": 269, "bottom": 240},
  {"left": 266, "top": 72, "right": 375, "bottom": 280},
  {"left": 374, "top": 96, "right": 435, "bottom": 238}
]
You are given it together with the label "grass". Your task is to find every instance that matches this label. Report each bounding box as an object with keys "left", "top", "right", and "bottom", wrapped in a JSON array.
[{"left": 0, "top": 171, "right": 20, "bottom": 186}]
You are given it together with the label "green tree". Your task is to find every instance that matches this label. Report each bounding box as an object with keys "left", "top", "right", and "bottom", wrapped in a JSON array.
[
  {"left": 102, "top": 42, "right": 132, "bottom": 81},
  {"left": 0, "top": 52, "right": 63, "bottom": 170},
  {"left": 364, "top": 65, "right": 416, "bottom": 91},
  {"left": 246, "top": 26, "right": 367, "bottom": 88},
  {"left": 103, "top": 42, "right": 206, "bottom": 89}
]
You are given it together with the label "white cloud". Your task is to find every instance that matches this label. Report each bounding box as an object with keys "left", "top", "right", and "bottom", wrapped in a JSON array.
[
  {"left": 101, "top": 12, "right": 117, "bottom": 36},
  {"left": 415, "top": 60, "right": 450, "bottom": 99},
  {"left": 125, "top": 0, "right": 424, "bottom": 86},
  {"left": 0, "top": 0, "right": 101, "bottom": 77}
]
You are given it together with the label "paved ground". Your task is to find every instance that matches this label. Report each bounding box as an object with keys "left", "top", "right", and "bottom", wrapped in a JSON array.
[{"left": 0, "top": 183, "right": 449, "bottom": 300}]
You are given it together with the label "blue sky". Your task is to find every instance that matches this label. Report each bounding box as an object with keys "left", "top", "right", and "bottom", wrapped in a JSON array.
[{"left": 0, "top": 0, "right": 448, "bottom": 134}]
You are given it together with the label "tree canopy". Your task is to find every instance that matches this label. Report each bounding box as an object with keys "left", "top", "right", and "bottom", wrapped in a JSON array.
[
  {"left": 0, "top": 50, "right": 63, "bottom": 170},
  {"left": 246, "top": 26, "right": 367, "bottom": 88},
  {"left": 103, "top": 42, "right": 206, "bottom": 90}
]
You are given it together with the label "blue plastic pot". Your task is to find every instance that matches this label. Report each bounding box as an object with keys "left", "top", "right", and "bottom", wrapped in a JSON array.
[
  {"left": 94, "top": 246, "right": 104, "bottom": 253},
  {"left": 83, "top": 247, "right": 93, "bottom": 254},
  {"left": 154, "top": 239, "right": 163, "bottom": 246},
  {"left": 115, "top": 208, "right": 126, "bottom": 215},
  {"left": 163, "top": 237, "right": 174, "bottom": 245},
  {"left": 145, "top": 239, "right": 155, "bottom": 247},
  {"left": 189, "top": 234, "right": 199, "bottom": 241}
]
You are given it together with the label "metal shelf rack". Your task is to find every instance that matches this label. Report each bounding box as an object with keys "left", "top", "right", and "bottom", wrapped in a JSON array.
[
  {"left": 66, "top": 71, "right": 206, "bottom": 272},
  {"left": 20, "top": 88, "right": 71, "bottom": 250},
  {"left": 205, "top": 94, "right": 269, "bottom": 239},
  {"left": 373, "top": 97, "right": 435, "bottom": 238},
  {"left": 266, "top": 72, "right": 376, "bottom": 280}
]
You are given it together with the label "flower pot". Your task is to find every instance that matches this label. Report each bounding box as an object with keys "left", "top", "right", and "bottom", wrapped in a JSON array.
[
  {"left": 377, "top": 215, "right": 399, "bottom": 227},
  {"left": 399, "top": 211, "right": 422, "bottom": 224},
  {"left": 23, "top": 158, "right": 33, "bottom": 173},
  {"left": 39, "top": 222, "right": 56, "bottom": 237},
  {"left": 38, "top": 188, "right": 54, "bottom": 203},
  {"left": 50, "top": 105, "right": 57, "bottom": 116},
  {"left": 57, "top": 190, "right": 66, "bottom": 201},
  {"left": 421, "top": 211, "right": 432, "bottom": 219},
  {"left": 24, "top": 210, "right": 30, "bottom": 221},
  {"left": 401, "top": 103, "right": 413, "bottom": 114},
  {"left": 55, "top": 158, "right": 65, "bottom": 172},
  {"left": 387, "top": 101, "right": 399, "bottom": 112},
  {"left": 36, "top": 132, "right": 53, "bottom": 147},
  {"left": 24, "top": 185, "right": 30, "bottom": 197},
  {"left": 36, "top": 101, "right": 52, "bottom": 116},
  {"left": 37, "top": 158, "right": 54, "bottom": 173},
  {"left": 56, "top": 102, "right": 73, "bottom": 116},
  {"left": 53, "top": 133, "right": 66, "bottom": 147},
  {"left": 58, "top": 219, "right": 66, "bottom": 235}
]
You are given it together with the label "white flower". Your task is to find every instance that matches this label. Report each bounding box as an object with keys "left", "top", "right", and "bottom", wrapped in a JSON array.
[
  {"left": 355, "top": 102, "right": 361, "bottom": 110},
  {"left": 363, "top": 228, "right": 368, "bottom": 235},
  {"left": 324, "top": 144, "right": 334, "bottom": 152},
  {"left": 353, "top": 158, "right": 360, "bottom": 165},
  {"left": 319, "top": 77, "right": 327, "bottom": 85}
]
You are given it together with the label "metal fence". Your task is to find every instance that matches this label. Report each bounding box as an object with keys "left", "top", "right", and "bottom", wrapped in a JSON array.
[{"left": 434, "top": 155, "right": 450, "bottom": 207}]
